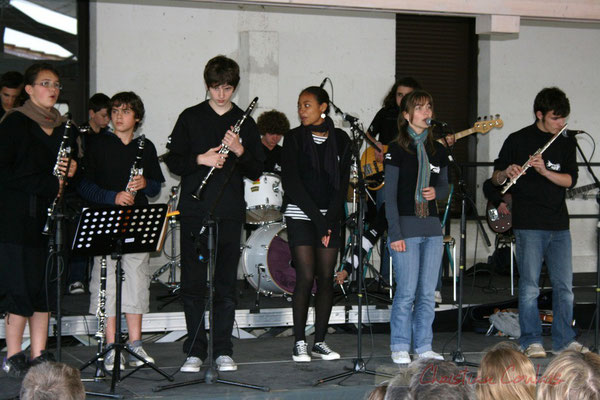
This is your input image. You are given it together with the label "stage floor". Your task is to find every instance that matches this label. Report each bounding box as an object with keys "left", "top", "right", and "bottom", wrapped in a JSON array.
[{"left": 2, "top": 331, "right": 596, "bottom": 400}]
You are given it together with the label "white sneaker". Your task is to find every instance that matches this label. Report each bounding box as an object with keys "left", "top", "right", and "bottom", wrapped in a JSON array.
[
  {"left": 523, "top": 343, "right": 547, "bottom": 358},
  {"left": 391, "top": 351, "right": 411, "bottom": 364},
  {"left": 127, "top": 344, "right": 155, "bottom": 367},
  {"left": 434, "top": 291, "right": 442, "bottom": 304},
  {"left": 418, "top": 350, "right": 444, "bottom": 360},
  {"left": 312, "top": 342, "right": 340, "bottom": 360},
  {"left": 563, "top": 341, "right": 590, "bottom": 354},
  {"left": 180, "top": 356, "right": 202, "bottom": 373},
  {"left": 104, "top": 349, "right": 125, "bottom": 371},
  {"left": 292, "top": 340, "right": 311, "bottom": 362},
  {"left": 215, "top": 355, "right": 237, "bottom": 371}
]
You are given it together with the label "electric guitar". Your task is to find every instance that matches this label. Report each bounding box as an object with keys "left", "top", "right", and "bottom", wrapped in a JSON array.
[
  {"left": 360, "top": 115, "right": 504, "bottom": 190},
  {"left": 486, "top": 193, "right": 512, "bottom": 233}
]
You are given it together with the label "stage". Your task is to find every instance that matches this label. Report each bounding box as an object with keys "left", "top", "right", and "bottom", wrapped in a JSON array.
[{"left": 1, "top": 272, "right": 597, "bottom": 399}]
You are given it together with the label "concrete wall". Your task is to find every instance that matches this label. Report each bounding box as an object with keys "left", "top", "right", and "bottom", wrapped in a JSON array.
[{"left": 92, "top": 1, "right": 600, "bottom": 273}]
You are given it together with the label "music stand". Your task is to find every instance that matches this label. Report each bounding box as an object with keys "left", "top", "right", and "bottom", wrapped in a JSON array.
[{"left": 74, "top": 204, "right": 174, "bottom": 397}]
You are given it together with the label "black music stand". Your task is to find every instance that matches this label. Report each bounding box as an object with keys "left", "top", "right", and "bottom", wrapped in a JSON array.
[{"left": 74, "top": 205, "right": 173, "bottom": 397}]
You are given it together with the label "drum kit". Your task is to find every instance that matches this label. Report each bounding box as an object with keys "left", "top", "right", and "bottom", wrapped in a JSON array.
[{"left": 242, "top": 173, "right": 311, "bottom": 299}]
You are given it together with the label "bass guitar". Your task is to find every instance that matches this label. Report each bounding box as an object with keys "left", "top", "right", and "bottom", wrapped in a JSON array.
[
  {"left": 360, "top": 115, "right": 504, "bottom": 190},
  {"left": 566, "top": 182, "right": 600, "bottom": 199},
  {"left": 486, "top": 193, "right": 512, "bottom": 233}
]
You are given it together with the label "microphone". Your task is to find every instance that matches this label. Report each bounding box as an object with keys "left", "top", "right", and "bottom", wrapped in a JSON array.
[
  {"left": 426, "top": 118, "right": 447, "bottom": 127},
  {"left": 562, "top": 129, "right": 586, "bottom": 137},
  {"left": 319, "top": 78, "right": 327, "bottom": 89}
]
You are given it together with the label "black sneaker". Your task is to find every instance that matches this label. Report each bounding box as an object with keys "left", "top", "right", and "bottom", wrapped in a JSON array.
[
  {"left": 2, "top": 352, "right": 29, "bottom": 378},
  {"left": 292, "top": 340, "right": 310, "bottom": 362},
  {"left": 312, "top": 342, "right": 340, "bottom": 360},
  {"left": 30, "top": 350, "right": 56, "bottom": 367}
]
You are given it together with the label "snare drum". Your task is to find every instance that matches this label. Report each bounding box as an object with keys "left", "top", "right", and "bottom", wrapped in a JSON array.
[
  {"left": 244, "top": 173, "right": 283, "bottom": 225},
  {"left": 241, "top": 222, "right": 315, "bottom": 295}
]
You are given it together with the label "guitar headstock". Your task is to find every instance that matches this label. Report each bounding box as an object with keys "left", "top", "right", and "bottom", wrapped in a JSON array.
[{"left": 474, "top": 114, "right": 504, "bottom": 134}]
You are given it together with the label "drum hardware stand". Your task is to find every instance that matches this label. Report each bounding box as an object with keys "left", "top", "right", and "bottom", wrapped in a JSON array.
[
  {"left": 75, "top": 205, "right": 173, "bottom": 397},
  {"left": 436, "top": 132, "right": 490, "bottom": 367},
  {"left": 570, "top": 131, "right": 600, "bottom": 353},
  {"left": 152, "top": 186, "right": 182, "bottom": 309},
  {"left": 154, "top": 155, "right": 269, "bottom": 393},
  {"left": 316, "top": 105, "right": 394, "bottom": 385}
]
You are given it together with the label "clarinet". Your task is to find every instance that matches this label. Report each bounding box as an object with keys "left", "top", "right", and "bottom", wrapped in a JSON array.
[
  {"left": 126, "top": 135, "right": 146, "bottom": 198},
  {"left": 42, "top": 120, "right": 75, "bottom": 235},
  {"left": 192, "top": 97, "right": 258, "bottom": 200},
  {"left": 94, "top": 256, "right": 108, "bottom": 379}
]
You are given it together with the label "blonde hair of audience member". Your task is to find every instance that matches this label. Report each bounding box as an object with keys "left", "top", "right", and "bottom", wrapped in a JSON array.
[
  {"left": 366, "top": 382, "right": 389, "bottom": 400},
  {"left": 537, "top": 350, "right": 600, "bottom": 400},
  {"left": 476, "top": 341, "right": 536, "bottom": 400},
  {"left": 20, "top": 362, "right": 86, "bottom": 400}
]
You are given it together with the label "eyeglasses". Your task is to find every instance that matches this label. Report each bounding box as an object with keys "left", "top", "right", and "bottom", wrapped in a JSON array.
[{"left": 34, "top": 81, "right": 63, "bottom": 90}]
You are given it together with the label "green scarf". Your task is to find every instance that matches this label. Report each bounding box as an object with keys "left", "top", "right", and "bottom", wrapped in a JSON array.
[{"left": 408, "top": 125, "right": 430, "bottom": 218}]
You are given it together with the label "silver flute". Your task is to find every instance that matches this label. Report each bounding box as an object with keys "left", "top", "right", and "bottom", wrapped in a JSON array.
[
  {"left": 192, "top": 97, "right": 258, "bottom": 200},
  {"left": 94, "top": 256, "right": 108, "bottom": 379},
  {"left": 501, "top": 124, "right": 568, "bottom": 194},
  {"left": 126, "top": 135, "right": 146, "bottom": 197}
]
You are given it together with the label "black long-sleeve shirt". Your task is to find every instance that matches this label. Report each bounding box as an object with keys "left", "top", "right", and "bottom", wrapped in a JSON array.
[{"left": 165, "top": 101, "right": 264, "bottom": 221}]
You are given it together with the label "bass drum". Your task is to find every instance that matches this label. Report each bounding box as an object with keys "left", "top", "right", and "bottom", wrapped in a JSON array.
[{"left": 242, "top": 222, "right": 315, "bottom": 296}]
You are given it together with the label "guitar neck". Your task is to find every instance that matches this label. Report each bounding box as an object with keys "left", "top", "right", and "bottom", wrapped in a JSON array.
[
  {"left": 436, "top": 127, "right": 476, "bottom": 144},
  {"left": 567, "top": 182, "right": 600, "bottom": 198}
]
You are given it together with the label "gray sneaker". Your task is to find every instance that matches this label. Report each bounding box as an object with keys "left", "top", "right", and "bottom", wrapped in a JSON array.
[
  {"left": 562, "top": 341, "right": 590, "bottom": 354},
  {"left": 215, "top": 355, "right": 237, "bottom": 371},
  {"left": 523, "top": 343, "right": 547, "bottom": 358},
  {"left": 127, "top": 344, "right": 155, "bottom": 367},
  {"left": 180, "top": 356, "right": 202, "bottom": 373},
  {"left": 104, "top": 349, "right": 125, "bottom": 371}
]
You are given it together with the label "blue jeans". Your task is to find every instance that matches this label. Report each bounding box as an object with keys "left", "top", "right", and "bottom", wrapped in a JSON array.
[
  {"left": 388, "top": 235, "right": 443, "bottom": 354},
  {"left": 514, "top": 229, "right": 575, "bottom": 351}
]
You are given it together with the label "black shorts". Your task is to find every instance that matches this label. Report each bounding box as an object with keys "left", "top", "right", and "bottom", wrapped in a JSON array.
[{"left": 285, "top": 217, "right": 342, "bottom": 248}]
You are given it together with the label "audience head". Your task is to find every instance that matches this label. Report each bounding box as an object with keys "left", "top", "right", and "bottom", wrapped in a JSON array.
[
  {"left": 537, "top": 350, "right": 600, "bottom": 400},
  {"left": 400, "top": 358, "right": 475, "bottom": 400},
  {"left": 20, "top": 362, "right": 85, "bottom": 400},
  {"left": 476, "top": 341, "right": 536, "bottom": 400},
  {"left": 367, "top": 381, "right": 389, "bottom": 400}
]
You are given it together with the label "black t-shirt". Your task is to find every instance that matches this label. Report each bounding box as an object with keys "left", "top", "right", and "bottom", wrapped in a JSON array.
[
  {"left": 84, "top": 133, "right": 165, "bottom": 206},
  {"left": 384, "top": 140, "right": 449, "bottom": 217},
  {"left": 369, "top": 106, "right": 399, "bottom": 145},
  {"left": 165, "top": 101, "right": 264, "bottom": 221},
  {"left": 262, "top": 144, "right": 282, "bottom": 174},
  {"left": 494, "top": 123, "right": 577, "bottom": 230}
]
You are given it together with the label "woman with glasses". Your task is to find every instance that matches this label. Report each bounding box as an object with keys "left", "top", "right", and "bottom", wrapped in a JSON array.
[
  {"left": 0, "top": 63, "right": 76, "bottom": 377},
  {"left": 384, "top": 90, "right": 449, "bottom": 365}
]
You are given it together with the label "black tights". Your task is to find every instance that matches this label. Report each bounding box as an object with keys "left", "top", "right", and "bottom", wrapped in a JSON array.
[{"left": 291, "top": 245, "right": 338, "bottom": 343}]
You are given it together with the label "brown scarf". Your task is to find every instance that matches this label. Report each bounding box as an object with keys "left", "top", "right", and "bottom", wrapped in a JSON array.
[{"left": 0, "top": 99, "right": 65, "bottom": 128}]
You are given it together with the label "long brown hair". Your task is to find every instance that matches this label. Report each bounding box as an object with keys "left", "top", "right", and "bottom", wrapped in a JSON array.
[{"left": 394, "top": 89, "right": 436, "bottom": 154}]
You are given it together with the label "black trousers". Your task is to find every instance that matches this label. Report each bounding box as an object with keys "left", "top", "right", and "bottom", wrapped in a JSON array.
[{"left": 179, "top": 216, "right": 242, "bottom": 360}]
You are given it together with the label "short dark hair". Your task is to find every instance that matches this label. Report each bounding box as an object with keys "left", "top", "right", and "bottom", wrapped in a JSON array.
[
  {"left": 383, "top": 77, "right": 422, "bottom": 108},
  {"left": 257, "top": 110, "right": 290, "bottom": 136},
  {"left": 0, "top": 71, "right": 24, "bottom": 89},
  {"left": 20, "top": 362, "right": 85, "bottom": 400},
  {"left": 533, "top": 87, "right": 570, "bottom": 119},
  {"left": 110, "top": 91, "right": 145, "bottom": 131},
  {"left": 204, "top": 55, "right": 240, "bottom": 89},
  {"left": 300, "top": 86, "right": 330, "bottom": 115},
  {"left": 88, "top": 93, "right": 111, "bottom": 112},
  {"left": 23, "top": 63, "right": 60, "bottom": 86}
]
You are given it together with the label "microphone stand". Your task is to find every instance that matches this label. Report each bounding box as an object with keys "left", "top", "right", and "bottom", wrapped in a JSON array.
[
  {"left": 438, "top": 128, "right": 490, "bottom": 367},
  {"left": 315, "top": 107, "right": 394, "bottom": 385},
  {"left": 571, "top": 135, "right": 600, "bottom": 353}
]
